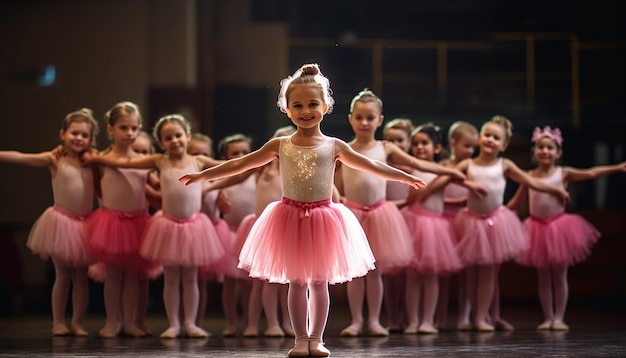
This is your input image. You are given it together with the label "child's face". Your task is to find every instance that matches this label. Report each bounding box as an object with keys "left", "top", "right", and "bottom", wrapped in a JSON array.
[
  {"left": 157, "top": 121, "right": 189, "bottom": 156},
  {"left": 533, "top": 136, "right": 561, "bottom": 165},
  {"left": 188, "top": 140, "right": 212, "bottom": 157},
  {"left": 107, "top": 113, "right": 141, "bottom": 148},
  {"left": 225, "top": 141, "right": 250, "bottom": 160},
  {"left": 411, "top": 132, "right": 440, "bottom": 161},
  {"left": 285, "top": 85, "right": 327, "bottom": 130},
  {"left": 131, "top": 136, "right": 152, "bottom": 155},
  {"left": 384, "top": 128, "right": 411, "bottom": 152},
  {"left": 479, "top": 123, "right": 507, "bottom": 155},
  {"left": 348, "top": 101, "right": 383, "bottom": 139},
  {"left": 60, "top": 122, "right": 93, "bottom": 155},
  {"left": 450, "top": 132, "right": 477, "bottom": 161}
]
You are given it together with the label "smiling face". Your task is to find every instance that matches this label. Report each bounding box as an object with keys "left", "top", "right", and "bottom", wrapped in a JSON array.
[
  {"left": 157, "top": 121, "right": 189, "bottom": 156},
  {"left": 60, "top": 121, "right": 94, "bottom": 155},
  {"left": 348, "top": 101, "right": 383, "bottom": 140},
  {"left": 479, "top": 122, "right": 507, "bottom": 156},
  {"left": 285, "top": 84, "right": 328, "bottom": 130},
  {"left": 533, "top": 136, "right": 562, "bottom": 166},
  {"left": 411, "top": 131, "right": 440, "bottom": 161}
]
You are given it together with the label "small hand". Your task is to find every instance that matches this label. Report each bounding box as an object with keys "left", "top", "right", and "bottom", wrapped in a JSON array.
[
  {"left": 51, "top": 145, "right": 66, "bottom": 159},
  {"left": 78, "top": 148, "right": 99, "bottom": 165},
  {"left": 407, "top": 175, "right": 427, "bottom": 191}
]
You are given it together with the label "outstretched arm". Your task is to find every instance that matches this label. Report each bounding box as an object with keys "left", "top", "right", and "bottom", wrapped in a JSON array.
[
  {"left": 504, "top": 159, "right": 569, "bottom": 204},
  {"left": 179, "top": 139, "right": 279, "bottom": 185},
  {"left": 384, "top": 142, "right": 466, "bottom": 181},
  {"left": 81, "top": 151, "right": 160, "bottom": 170},
  {"left": 0, "top": 150, "right": 55, "bottom": 168},
  {"left": 335, "top": 140, "right": 426, "bottom": 191},
  {"left": 563, "top": 161, "right": 626, "bottom": 182}
]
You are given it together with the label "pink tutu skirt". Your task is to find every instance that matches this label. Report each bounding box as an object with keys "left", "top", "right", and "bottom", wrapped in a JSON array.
[
  {"left": 199, "top": 217, "right": 231, "bottom": 281},
  {"left": 344, "top": 199, "right": 414, "bottom": 273},
  {"left": 88, "top": 207, "right": 152, "bottom": 271},
  {"left": 238, "top": 198, "right": 375, "bottom": 284},
  {"left": 454, "top": 206, "right": 529, "bottom": 265},
  {"left": 516, "top": 213, "right": 600, "bottom": 268},
  {"left": 26, "top": 206, "right": 92, "bottom": 267},
  {"left": 140, "top": 211, "right": 225, "bottom": 267},
  {"left": 401, "top": 207, "right": 462, "bottom": 274}
]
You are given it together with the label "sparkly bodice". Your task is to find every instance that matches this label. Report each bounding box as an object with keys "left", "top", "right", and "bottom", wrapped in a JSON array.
[
  {"left": 466, "top": 158, "right": 505, "bottom": 214},
  {"left": 280, "top": 135, "right": 336, "bottom": 203},
  {"left": 52, "top": 157, "right": 94, "bottom": 216},
  {"left": 529, "top": 167, "right": 565, "bottom": 218}
]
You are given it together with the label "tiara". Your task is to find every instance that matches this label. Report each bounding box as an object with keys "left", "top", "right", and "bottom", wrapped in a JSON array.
[{"left": 531, "top": 126, "right": 563, "bottom": 146}]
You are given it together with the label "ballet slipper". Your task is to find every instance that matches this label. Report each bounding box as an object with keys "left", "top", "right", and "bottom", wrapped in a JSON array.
[
  {"left": 287, "top": 339, "right": 310, "bottom": 357},
  {"left": 160, "top": 327, "right": 181, "bottom": 339},
  {"left": 475, "top": 321, "right": 495, "bottom": 332},
  {"left": 264, "top": 326, "right": 285, "bottom": 337},
  {"left": 121, "top": 325, "right": 148, "bottom": 337},
  {"left": 99, "top": 324, "right": 119, "bottom": 338},
  {"left": 457, "top": 322, "right": 473, "bottom": 331},
  {"left": 537, "top": 321, "right": 552, "bottom": 330},
  {"left": 493, "top": 318, "right": 515, "bottom": 331},
  {"left": 339, "top": 324, "right": 362, "bottom": 337},
  {"left": 185, "top": 325, "right": 210, "bottom": 338},
  {"left": 309, "top": 340, "right": 330, "bottom": 357},
  {"left": 368, "top": 323, "right": 389, "bottom": 337},
  {"left": 71, "top": 326, "right": 89, "bottom": 337},
  {"left": 282, "top": 323, "right": 295, "bottom": 337},
  {"left": 418, "top": 323, "right": 439, "bottom": 334},
  {"left": 242, "top": 327, "right": 259, "bottom": 337},
  {"left": 551, "top": 322, "right": 569, "bottom": 331},
  {"left": 52, "top": 323, "right": 71, "bottom": 336},
  {"left": 403, "top": 324, "right": 418, "bottom": 335}
]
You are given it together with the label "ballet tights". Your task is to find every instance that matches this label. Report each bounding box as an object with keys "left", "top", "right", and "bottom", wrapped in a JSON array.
[
  {"left": 474, "top": 264, "right": 496, "bottom": 331},
  {"left": 263, "top": 282, "right": 293, "bottom": 335},
  {"left": 287, "top": 281, "right": 330, "bottom": 357},
  {"left": 405, "top": 271, "right": 438, "bottom": 332},
  {"left": 538, "top": 265, "right": 569, "bottom": 326},
  {"left": 99, "top": 267, "right": 144, "bottom": 337},
  {"left": 161, "top": 266, "right": 206, "bottom": 337},
  {"left": 51, "top": 259, "right": 88, "bottom": 335},
  {"left": 221, "top": 277, "right": 252, "bottom": 335},
  {"left": 243, "top": 279, "right": 264, "bottom": 336},
  {"left": 345, "top": 269, "right": 386, "bottom": 333},
  {"left": 436, "top": 275, "right": 450, "bottom": 329},
  {"left": 383, "top": 272, "right": 406, "bottom": 330}
]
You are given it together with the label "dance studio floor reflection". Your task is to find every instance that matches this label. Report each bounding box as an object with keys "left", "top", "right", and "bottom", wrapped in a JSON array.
[{"left": 1, "top": 305, "right": 625, "bottom": 357}]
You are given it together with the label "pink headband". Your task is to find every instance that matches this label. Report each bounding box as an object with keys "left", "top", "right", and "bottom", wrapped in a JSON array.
[{"left": 531, "top": 126, "right": 563, "bottom": 146}]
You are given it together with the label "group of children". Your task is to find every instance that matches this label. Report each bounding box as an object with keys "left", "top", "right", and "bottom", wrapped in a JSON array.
[{"left": 1, "top": 63, "right": 624, "bottom": 358}]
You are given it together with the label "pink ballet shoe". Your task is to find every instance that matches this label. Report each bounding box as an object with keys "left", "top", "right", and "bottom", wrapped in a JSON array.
[
  {"left": 52, "top": 323, "right": 71, "bottom": 336},
  {"left": 287, "top": 339, "right": 309, "bottom": 357},
  {"left": 264, "top": 326, "right": 285, "bottom": 337},
  {"left": 121, "top": 325, "right": 148, "bottom": 337},
  {"left": 456, "top": 322, "right": 473, "bottom": 331},
  {"left": 309, "top": 340, "right": 330, "bottom": 357},
  {"left": 222, "top": 328, "right": 237, "bottom": 337},
  {"left": 475, "top": 322, "right": 495, "bottom": 332},
  {"left": 185, "top": 325, "right": 210, "bottom": 338},
  {"left": 242, "top": 327, "right": 259, "bottom": 337},
  {"left": 537, "top": 321, "right": 552, "bottom": 330},
  {"left": 418, "top": 324, "right": 439, "bottom": 334},
  {"left": 71, "top": 326, "right": 89, "bottom": 337},
  {"left": 368, "top": 323, "right": 389, "bottom": 337},
  {"left": 339, "top": 324, "right": 362, "bottom": 337},
  {"left": 551, "top": 322, "right": 569, "bottom": 331},
  {"left": 160, "top": 327, "right": 181, "bottom": 339},
  {"left": 403, "top": 324, "right": 418, "bottom": 335}
]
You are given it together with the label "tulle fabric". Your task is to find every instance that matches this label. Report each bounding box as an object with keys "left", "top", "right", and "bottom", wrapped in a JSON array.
[
  {"left": 198, "top": 217, "right": 231, "bottom": 281},
  {"left": 140, "top": 211, "right": 225, "bottom": 267},
  {"left": 454, "top": 206, "right": 529, "bottom": 265},
  {"left": 516, "top": 213, "right": 600, "bottom": 268},
  {"left": 401, "top": 207, "right": 462, "bottom": 274},
  {"left": 26, "top": 206, "right": 92, "bottom": 267},
  {"left": 238, "top": 198, "right": 375, "bottom": 284},
  {"left": 87, "top": 207, "right": 152, "bottom": 271},
  {"left": 344, "top": 199, "right": 414, "bottom": 273}
]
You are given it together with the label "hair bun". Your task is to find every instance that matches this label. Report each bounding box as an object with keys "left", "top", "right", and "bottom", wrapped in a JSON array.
[{"left": 300, "top": 64, "right": 320, "bottom": 76}]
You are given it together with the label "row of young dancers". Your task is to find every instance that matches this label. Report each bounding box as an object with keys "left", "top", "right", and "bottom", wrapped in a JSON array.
[{"left": 1, "top": 63, "right": 624, "bottom": 358}]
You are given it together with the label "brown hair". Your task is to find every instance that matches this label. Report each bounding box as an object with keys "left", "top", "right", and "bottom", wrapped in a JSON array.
[
  {"left": 349, "top": 88, "right": 383, "bottom": 114},
  {"left": 277, "top": 64, "right": 334, "bottom": 114},
  {"left": 63, "top": 108, "right": 99, "bottom": 146}
]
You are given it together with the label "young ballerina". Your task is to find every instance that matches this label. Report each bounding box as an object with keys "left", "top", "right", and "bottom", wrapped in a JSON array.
[
  {"left": 427, "top": 115, "right": 570, "bottom": 332},
  {"left": 401, "top": 123, "right": 485, "bottom": 334},
  {"left": 508, "top": 126, "right": 626, "bottom": 331},
  {"left": 437, "top": 121, "right": 479, "bottom": 330},
  {"left": 0, "top": 108, "right": 98, "bottom": 336},
  {"left": 337, "top": 89, "right": 466, "bottom": 338},
  {"left": 381, "top": 118, "right": 414, "bottom": 332},
  {"left": 83, "top": 114, "right": 225, "bottom": 338},
  {"left": 179, "top": 63, "right": 425, "bottom": 357}
]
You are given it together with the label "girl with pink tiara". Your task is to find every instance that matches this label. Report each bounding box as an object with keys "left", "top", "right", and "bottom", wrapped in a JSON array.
[
  {"left": 337, "top": 89, "right": 466, "bottom": 338},
  {"left": 508, "top": 126, "right": 626, "bottom": 331},
  {"left": 428, "top": 115, "right": 570, "bottom": 331},
  {"left": 400, "top": 123, "right": 486, "bottom": 334},
  {"left": 381, "top": 117, "right": 415, "bottom": 332},
  {"left": 0, "top": 109, "right": 98, "bottom": 336},
  {"left": 437, "top": 121, "right": 479, "bottom": 330},
  {"left": 83, "top": 114, "right": 225, "bottom": 339},
  {"left": 86, "top": 101, "right": 155, "bottom": 338},
  {"left": 180, "top": 63, "right": 425, "bottom": 358}
]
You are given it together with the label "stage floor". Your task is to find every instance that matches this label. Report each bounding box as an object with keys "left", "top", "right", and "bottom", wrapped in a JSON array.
[{"left": 1, "top": 305, "right": 625, "bottom": 357}]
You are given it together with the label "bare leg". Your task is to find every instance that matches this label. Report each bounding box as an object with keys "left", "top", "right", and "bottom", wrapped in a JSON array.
[
  {"left": 435, "top": 275, "right": 450, "bottom": 329},
  {"left": 70, "top": 267, "right": 89, "bottom": 336},
  {"left": 135, "top": 274, "right": 150, "bottom": 335},
  {"left": 51, "top": 259, "right": 71, "bottom": 335},
  {"left": 196, "top": 276, "right": 208, "bottom": 327},
  {"left": 457, "top": 267, "right": 474, "bottom": 330},
  {"left": 383, "top": 272, "right": 406, "bottom": 331}
]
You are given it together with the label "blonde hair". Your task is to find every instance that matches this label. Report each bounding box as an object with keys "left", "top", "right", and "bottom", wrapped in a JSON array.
[
  {"left": 448, "top": 121, "right": 478, "bottom": 142},
  {"left": 272, "top": 125, "right": 296, "bottom": 138},
  {"left": 217, "top": 133, "right": 252, "bottom": 159},
  {"left": 349, "top": 88, "right": 383, "bottom": 114},
  {"left": 277, "top": 64, "right": 334, "bottom": 114},
  {"left": 152, "top": 114, "right": 191, "bottom": 142},
  {"left": 104, "top": 101, "right": 142, "bottom": 127},
  {"left": 63, "top": 108, "right": 99, "bottom": 146},
  {"left": 483, "top": 115, "right": 513, "bottom": 144},
  {"left": 383, "top": 118, "right": 414, "bottom": 137}
]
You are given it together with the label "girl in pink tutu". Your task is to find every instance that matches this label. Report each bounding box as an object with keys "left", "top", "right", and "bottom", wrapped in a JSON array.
[
  {"left": 401, "top": 123, "right": 486, "bottom": 334},
  {"left": 436, "top": 121, "right": 479, "bottom": 331},
  {"left": 428, "top": 115, "right": 570, "bottom": 331},
  {"left": 83, "top": 114, "right": 225, "bottom": 339},
  {"left": 508, "top": 126, "right": 626, "bottom": 331},
  {"left": 337, "top": 89, "right": 466, "bottom": 338},
  {"left": 180, "top": 63, "right": 425, "bottom": 358},
  {"left": 0, "top": 108, "right": 98, "bottom": 336},
  {"left": 381, "top": 118, "right": 415, "bottom": 332}
]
